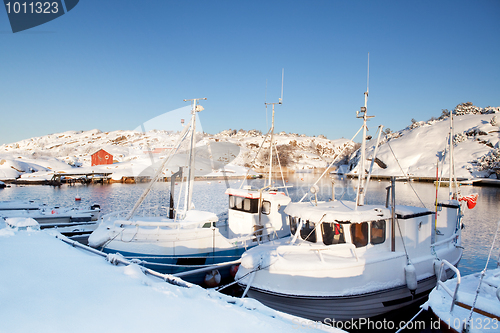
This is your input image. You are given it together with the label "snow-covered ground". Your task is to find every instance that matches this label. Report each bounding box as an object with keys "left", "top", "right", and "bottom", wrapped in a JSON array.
[{"left": 0, "top": 222, "right": 340, "bottom": 333}]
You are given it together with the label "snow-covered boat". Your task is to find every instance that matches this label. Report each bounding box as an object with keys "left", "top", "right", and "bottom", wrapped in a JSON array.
[
  {"left": 235, "top": 82, "right": 469, "bottom": 322},
  {"left": 89, "top": 97, "right": 291, "bottom": 285},
  {"left": 423, "top": 217, "right": 500, "bottom": 333},
  {"left": 0, "top": 200, "right": 101, "bottom": 241},
  {"left": 424, "top": 262, "right": 500, "bottom": 333}
]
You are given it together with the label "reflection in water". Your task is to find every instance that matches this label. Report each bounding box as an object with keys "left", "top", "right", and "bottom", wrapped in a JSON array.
[{"left": 1, "top": 176, "right": 498, "bottom": 276}]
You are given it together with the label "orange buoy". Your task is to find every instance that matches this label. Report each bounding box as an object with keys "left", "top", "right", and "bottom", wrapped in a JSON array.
[{"left": 204, "top": 269, "right": 221, "bottom": 287}]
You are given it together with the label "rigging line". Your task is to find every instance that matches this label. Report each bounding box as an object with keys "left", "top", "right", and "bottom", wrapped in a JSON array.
[
  {"left": 396, "top": 217, "right": 411, "bottom": 263},
  {"left": 297, "top": 215, "right": 327, "bottom": 246},
  {"left": 238, "top": 127, "right": 273, "bottom": 189},
  {"left": 126, "top": 122, "right": 192, "bottom": 220},
  {"left": 386, "top": 140, "right": 426, "bottom": 209},
  {"left": 298, "top": 124, "right": 364, "bottom": 203},
  {"left": 273, "top": 139, "right": 290, "bottom": 196},
  {"left": 465, "top": 219, "right": 500, "bottom": 331}
]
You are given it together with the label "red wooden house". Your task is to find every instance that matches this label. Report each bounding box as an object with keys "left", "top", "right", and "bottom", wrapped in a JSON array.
[{"left": 91, "top": 149, "right": 113, "bottom": 166}]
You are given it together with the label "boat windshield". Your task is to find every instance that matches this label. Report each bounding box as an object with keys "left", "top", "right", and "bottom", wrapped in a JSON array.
[{"left": 321, "top": 222, "right": 346, "bottom": 245}]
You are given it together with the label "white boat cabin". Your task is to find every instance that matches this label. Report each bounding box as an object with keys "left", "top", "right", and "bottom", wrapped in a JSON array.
[
  {"left": 225, "top": 187, "right": 291, "bottom": 239},
  {"left": 284, "top": 200, "right": 460, "bottom": 258}
]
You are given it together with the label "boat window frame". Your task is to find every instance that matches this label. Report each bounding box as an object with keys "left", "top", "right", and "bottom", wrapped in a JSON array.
[
  {"left": 370, "top": 220, "right": 386, "bottom": 245},
  {"left": 289, "top": 215, "right": 298, "bottom": 235},
  {"left": 350, "top": 222, "right": 369, "bottom": 248},
  {"left": 228, "top": 195, "right": 259, "bottom": 214},
  {"left": 321, "top": 222, "right": 346, "bottom": 246},
  {"left": 300, "top": 219, "right": 317, "bottom": 243},
  {"left": 261, "top": 200, "right": 271, "bottom": 215}
]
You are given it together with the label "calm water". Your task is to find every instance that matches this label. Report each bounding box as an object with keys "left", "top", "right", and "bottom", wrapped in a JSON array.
[
  {"left": 1, "top": 176, "right": 499, "bottom": 331},
  {"left": 1, "top": 177, "right": 499, "bottom": 274}
]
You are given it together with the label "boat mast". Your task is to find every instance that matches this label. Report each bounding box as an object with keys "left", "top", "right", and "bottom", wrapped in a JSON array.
[
  {"left": 183, "top": 97, "right": 206, "bottom": 212},
  {"left": 264, "top": 69, "right": 284, "bottom": 188},
  {"left": 356, "top": 54, "right": 373, "bottom": 207},
  {"left": 448, "top": 109, "right": 458, "bottom": 200}
]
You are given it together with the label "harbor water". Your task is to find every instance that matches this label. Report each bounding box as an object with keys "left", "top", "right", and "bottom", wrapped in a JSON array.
[{"left": 1, "top": 176, "right": 499, "bottom": 332}]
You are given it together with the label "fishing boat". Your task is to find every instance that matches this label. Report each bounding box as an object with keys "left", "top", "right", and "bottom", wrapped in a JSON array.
[
  {"left": 0, "top": 200, "right": 100, "bottom": 241},
  {"left": 89, "top": 96, "right": 291, "bottom": 286},
  {"left": 235, "top": 78, "right": 470, "bottom": 322}
]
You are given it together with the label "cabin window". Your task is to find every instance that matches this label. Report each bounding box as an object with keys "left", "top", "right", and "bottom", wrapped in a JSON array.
[
  {"left": 321, "top": 222, "right": 346, "bottom": 245},
  {"left": 243, "top": 198, "right": 251, "bottom": 211},
  {"left": 235, "top": 196, "right": 243, "bottom": 210},
  {"left": 228, "top": 195, "right": 259, "bottom": 214},
  {"left": 370, "top": 220, "right": 386, "bottom": 245},
  {"left": 289, "top": 216, "right": 298, "bottom": 235},
  {"left": 262, "top": 201, "right": 271, "bottom": 215},
  {"left": 300, "top": 220, "right": 317, "bottom": 243},
  {"left": 350, "top": 222, "right": 368, "bottom": 248}
]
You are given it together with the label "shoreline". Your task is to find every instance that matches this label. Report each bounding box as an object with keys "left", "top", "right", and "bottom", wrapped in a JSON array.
[{"left": 2, "top": 172, "right": 499, "bottom": 187}]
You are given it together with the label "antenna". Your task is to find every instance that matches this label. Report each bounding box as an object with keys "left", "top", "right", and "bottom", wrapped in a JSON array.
[
  {"left": 366, "top": 53, "right": 370, "bottom": 96},
  {"left": 355, "top": 54, "right": 374, "bottom": 207},
  {"left": 280, "top": 68, "right": 284, "bottom": 104},
  {"left": 264, "top": 69, "right": 285, "bottom": 187},
  {"left": 265, "top": 79, "right": 268, "bottom": 129},
  {"left": 265, "top": 79, "right": 268, "bottom": 104}
]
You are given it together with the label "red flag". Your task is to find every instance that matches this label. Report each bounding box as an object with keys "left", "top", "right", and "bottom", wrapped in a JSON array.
[{"left": 459, "top": 193, "right": 478, "bottom": 209}]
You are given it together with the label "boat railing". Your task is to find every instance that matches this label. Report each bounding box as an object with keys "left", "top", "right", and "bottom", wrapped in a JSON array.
[
  {"left": 436, "top": 259, "right": 462, "bottom": 312},
  {"left": 231, "top": 225, "right": 281, "bottom": 248},
  {"left": 276, "top": 243, "right": 358, "bottom": 261},
  {"left": 430, "top": 233, "right": 458, "bottom": 248},
  {"left": 114, "top": 218, "right": 215, "bottom": 229}
]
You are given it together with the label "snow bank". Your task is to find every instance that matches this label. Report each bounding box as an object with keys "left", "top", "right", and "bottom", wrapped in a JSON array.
[{"left": 0, "top": 225, "right": 339, "bottom": 333}]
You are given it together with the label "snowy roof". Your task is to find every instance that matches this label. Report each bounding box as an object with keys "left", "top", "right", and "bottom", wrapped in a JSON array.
[
  {"left": 284, "top": 201, "right": 391, "bottom": 223},
  {"left": 225, "top": 187, "right": 291, "bottom": 203}
]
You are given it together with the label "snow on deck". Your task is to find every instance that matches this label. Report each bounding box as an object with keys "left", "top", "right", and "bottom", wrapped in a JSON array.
[{"left": 424, "top": 268, "right": 500, "bottom": 333}]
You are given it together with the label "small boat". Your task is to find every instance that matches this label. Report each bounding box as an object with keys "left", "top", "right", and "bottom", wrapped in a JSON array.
[
  {"left": 0, "top": 200, "right": 101, "bottom": 241},
  {"left": 235, "top": 80, "right": 470, "bottom": 322},
  {"left": 424, "top": 261, "right": 500, "bottom": 333},
  {"left": 89, "top": 97, "right": 292, "bottom": 286}
]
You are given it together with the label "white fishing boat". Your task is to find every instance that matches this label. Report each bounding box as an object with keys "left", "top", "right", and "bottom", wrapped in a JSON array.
[
  {"left": 423, "top": 220, "right": 500, "bottom": 333},
  {"left": 89, "top": 96, "right": 291, "bottom": 286},
  {"left": 235, "top": 75, "right": 470, "bottom": 322},
  {"left": 0, "top": 200, "right": 101, "bottom": 241}
]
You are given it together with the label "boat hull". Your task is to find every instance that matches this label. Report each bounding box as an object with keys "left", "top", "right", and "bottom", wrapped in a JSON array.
[
  {"left": 244, "top": 269, "right": 456, "bottom": 322},
  {"left": 101, "top": 247, "right": 246, "bottom": 285}
]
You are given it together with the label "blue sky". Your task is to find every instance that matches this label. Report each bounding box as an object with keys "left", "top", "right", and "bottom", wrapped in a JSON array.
[{"left": 1, "top": 0, "right": 499, "bottom": 145}]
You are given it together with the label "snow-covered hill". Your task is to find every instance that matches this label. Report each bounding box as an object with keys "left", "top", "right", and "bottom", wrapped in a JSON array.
[
  {"left": 1, "top": 102, "right": 498, "bottom": 182},
  {"left": 348, "top": 103, "right": 500, "bottom": 179},
  {"left": 0, "top": 128, "right": 354, "bottom": 181}
]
